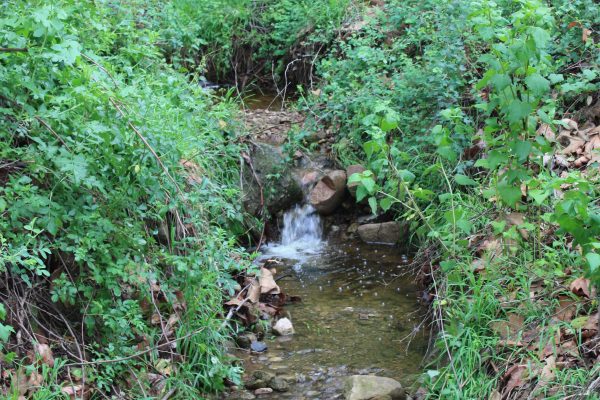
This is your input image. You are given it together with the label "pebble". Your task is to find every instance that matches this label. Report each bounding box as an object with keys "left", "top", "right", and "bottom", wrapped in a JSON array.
[{"left": 254, "top": 388, "right": 273, "bottom": 395}]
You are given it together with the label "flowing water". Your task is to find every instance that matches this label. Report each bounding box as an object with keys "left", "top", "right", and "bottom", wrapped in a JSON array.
[{"left": 228, "top": 205, "right": 428, "bottom": 399}]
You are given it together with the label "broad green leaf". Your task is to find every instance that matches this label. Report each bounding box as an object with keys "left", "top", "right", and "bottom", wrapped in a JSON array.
[
  {"left": 397, "top": 169, "right": 415, "bottom": 183},
  {"left": 380, "top": 197, "right": 393, "bottom": 211},
  {"left": 512, "top": 140, "right": 532, "bottom": 162},
  {"left": 524, "top": 73, "right": 550, "bottom": 95},
  {"left": 497, "top": 180, "right": 522, "bottom": 207},
  {"left": 506, "top": 100, "right": 532, "bottom": 124},
  {"left": 528, "top": 189, "right": 550, "bottom": 205},
  {"left": 454, "top": 174, "right": 478, "bottom": 186},
  {"left": 586, "top": 252, "right": 600, "bottom": 273},
  {"left": 368, "top": 197, "right": 377, "bottom": 214}
]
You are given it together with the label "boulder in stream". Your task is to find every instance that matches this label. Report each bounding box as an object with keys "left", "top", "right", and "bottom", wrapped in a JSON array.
[
  {"left": 357, "top": 222, "right": 407, "bottom": 245},
  {"left": 242, "top": 142, "right": 303, "bottom": 217},
  {"left": 272, "top": 317, "right": 295, "bottom": 336},
  {"left": 344, "top": 375, "right": 405, "bottom": 400},
  {"left": 309, "top": 170, "right": 347, "bottom": 215}
]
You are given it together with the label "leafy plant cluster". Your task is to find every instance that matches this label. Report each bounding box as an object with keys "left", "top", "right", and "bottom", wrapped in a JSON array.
[
  {"left": 304, "top": 0, "right": 600, "bottom": 397},
  {"left": 0, "top": 0, "right": 253, "bottom": 397},
  {"left": 138, "top": 0, "right": 352, "bottom": 83}
]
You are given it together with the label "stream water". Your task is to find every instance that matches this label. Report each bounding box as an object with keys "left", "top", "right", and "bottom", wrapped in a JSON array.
[{"left": 229, "top": 205, "right": 428, "bottom": 399}]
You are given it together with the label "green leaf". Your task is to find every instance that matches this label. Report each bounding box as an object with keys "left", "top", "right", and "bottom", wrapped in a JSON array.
[
  {"left": 356, "top": 185, "right": 369, "bottom": 202},
  {"left": 586, "top": 252, "right": 600, "bottom": 273},
  {"left": 380, "top": 197, "right": 393, "bottom": 211},
  {"left": 454, "top": 174, "right": 478, "bottom": 186},
  {"left": 397, "top": 169, "right": 415, "bottom": 183},
  {"left": 528, "top": 189, "right": 550, "bottom": 205},
  {"left": 512, "top": 140, "right": 532, "bottom": 162},
  {"left": 368, "top": 197, "right": 377, "bottom": 214},
  {"left": 506, "top": 100, "right": 532, "bottom": 124},
  {"left": 497, "top": 180, "right": 522, "bottom": 207},
  {"left": 361, "top": 176, "right": 377, "bottom": 194},
  {"left": 363, "top": 140, "right": 379, "bottom": 158},
  {"left": 525, "top": 74, "right": 550, "bottom": 95},
  {"left": 0, "top": 197, "right": 6, "bottom": 213},
  {"left": 548, "top": 74, "right": 564, "bottom": 84},
  {"left": 0, "top": 324, "right": 14, "bottom": 342}
]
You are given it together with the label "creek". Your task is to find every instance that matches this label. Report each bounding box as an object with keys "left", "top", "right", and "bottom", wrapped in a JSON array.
[{"left": 229, "top": 204, "right": 428, "bottom": 399}]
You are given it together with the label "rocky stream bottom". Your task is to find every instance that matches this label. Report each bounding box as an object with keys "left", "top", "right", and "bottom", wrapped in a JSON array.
[{"left": 220, "top": 208, "right": 428, "bottom": 399}]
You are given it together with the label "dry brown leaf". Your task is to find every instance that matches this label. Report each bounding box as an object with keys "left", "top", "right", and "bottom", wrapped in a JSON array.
[
  {"left": 61, "top": 384, "right": 83, "bottom": 399},
  {"left": 559, "top": 134, "right": 586, "bottom": 155},
  {"left": 503, "top": 364, "right": 528, "bottom": 395},
  {"left": 567, "top": 21, "right": 581, "bottom": 29},
  {"left": 554, "top": 297, "right": 577, "bottom": 321},
  {"left": 247, "top": 278, "right": 261, "bottom": 303},
  {"left": 583, "top": 28, "right": 592, "bottom": 42},
  {"left": 35, "top": 343, "right": 54, "bottom": 367},
  {"left": 539, "top": 355, "right": 556, "bottom": 385},
  {"left": 560, "top": 118, "right": 579, "bottom": 131},
  {"left": 537, "top": 123, "right": 555, "bottom": 142},
  {"left": 489, "top": 390, "right": 502, "bottom": 400},
  {"left": 570, "top": 277, "right": 591, "bottom": 298},
  {"left": 259, "top": 267, "right": 280, "bottom": 295},
  {"left": 491, "top": 313, "right": 525, "bottom": 341}
]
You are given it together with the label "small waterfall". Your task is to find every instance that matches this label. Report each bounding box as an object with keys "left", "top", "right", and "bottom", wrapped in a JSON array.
[
  {"left": 263, "top": 204, "right": 323, "bottom": 260},
  {"left": 281, "top": 204, "right": 322, "bottom": 246}
]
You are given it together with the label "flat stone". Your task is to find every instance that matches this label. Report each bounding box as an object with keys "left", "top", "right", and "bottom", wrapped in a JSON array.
[
  {"left": 250, "top": 341, "right": 268, "bottom": 353},
  {"left": 254, "top": 387, "right": 273, "bottom": 395},
  {"left": 344, "top": 375, "right": 405, "bottom": 400},
  {"left": 357, "top": 222, "right": 407, "bottom": 244}
]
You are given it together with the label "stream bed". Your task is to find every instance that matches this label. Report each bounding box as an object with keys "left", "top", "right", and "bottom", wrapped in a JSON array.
[{"left": 226, "top": 206, "right": 428, "bottom": 399}]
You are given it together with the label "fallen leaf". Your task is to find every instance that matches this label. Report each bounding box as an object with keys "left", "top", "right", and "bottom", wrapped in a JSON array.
[
  {"left": 570, "top": 277, "right": 591, "bottom": 298},
  {"left": 554, "top": 297, "right": 577, "bottom": 321},
  {"left": 489, "top": 390, "right": 502, "bottom": 400},
  {"left": 538, "top": 355, "right": 556, "bottom": 385},
  {"left": 259, "top": 267, "right": 280, "bottom": 294},
  {"left": 61, "top": 384, "right": 83, "bottom": 399},
  {"left": 35, "top": 343, "right": 54, "bottom": 367},
  {"left": 502, "top": 364, "right": 528, "bottom": 395},
  {"left": 559, "top": 134, "right": 585, "bottom": 155},
  {"left": 247, "top": 278, "right": 261, "bottom": 303},
  {"left": 567, "top": 21, "right": 580, "bottom": 29},
  {"left": 537, "top": 123, "right": 555, "bottom": 142},
  {"left": 583, "top": 28, "right": 591, "bottom": 42}
]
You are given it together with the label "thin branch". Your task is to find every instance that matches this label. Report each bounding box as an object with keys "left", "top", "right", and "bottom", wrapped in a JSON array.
[{"left": 0, "top": 47, "right": 28, "bottom": 53}]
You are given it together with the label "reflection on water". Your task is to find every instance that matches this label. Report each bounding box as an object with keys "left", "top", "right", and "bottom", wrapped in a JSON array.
[{"left": 231, "top": 206, "right": 428, "bottom": 398}]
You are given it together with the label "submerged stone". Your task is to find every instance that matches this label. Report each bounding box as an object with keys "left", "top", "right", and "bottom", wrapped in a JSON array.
[
  {"left": 357, "top": 222, "right": 407, "bottom": 245},
  {"left": 250, "top": 341, "right": 268, "bottom": 353}
]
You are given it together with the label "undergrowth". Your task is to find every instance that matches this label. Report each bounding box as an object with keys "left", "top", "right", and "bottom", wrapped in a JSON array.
[
  {"left": 301, "top": 0, "right": 600, "bottom": 398},
  {"left": 0, "top": 0, "right": 253, "bottom": 398}
]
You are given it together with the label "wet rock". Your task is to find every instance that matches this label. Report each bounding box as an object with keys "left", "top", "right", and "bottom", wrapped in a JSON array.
[
  {"left": 309, "top": 170, "right": 347, "bottom": 215},
  {"left": 236, "top": 333, "right": 257, "bottom": 349},
  {"left": 269, "top": 376, "right": 290, "bottom": 392},
  {"left": 272, "top": 317, "right": 295, "bottom": 336},
  {"left": 250, "top": 341, "right": 268, "bottom": 353},
  {"left": 344, "top": 375, "right": 405, "bottom": 400},
  {"left": 246, "top": 371, "right": 275, "bottom": 390},
  {"left": 234, "top": 391, "right": 256, "bottom": 400},
  {"left": 357, "top": 222, "right": 407, "bottom": 245},
  {"left": 242, "top": 142, "right": 303, "bottom": 217},
  {"left": 301, "top": 170, "right": 319, "bottom": 187},
  {"left": 254, "top": 387, "right": 273, "bottom": 395},
  {"left": 346, "top": 164, "right": 366, "bottom": 197}
]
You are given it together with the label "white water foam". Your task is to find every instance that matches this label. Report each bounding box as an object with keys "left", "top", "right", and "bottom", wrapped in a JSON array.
[{"left": 262, "top": 204, "right": 323, "bottom": 262}]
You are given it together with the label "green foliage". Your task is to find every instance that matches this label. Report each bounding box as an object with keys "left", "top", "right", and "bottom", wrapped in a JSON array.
[{"left": 0, "top": 0, "right": 251, "bottom": 396}]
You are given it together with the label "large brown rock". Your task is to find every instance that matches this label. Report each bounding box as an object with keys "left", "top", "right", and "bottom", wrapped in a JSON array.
[
  {"left": 357, "top": 222, "right": 406, "bottom": 244},
  {"left": 346, "top": 164, "right": 366, "bottom": 197},
  {"left": 309, "top": 170, "right": 347, "bottom": 215}
]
